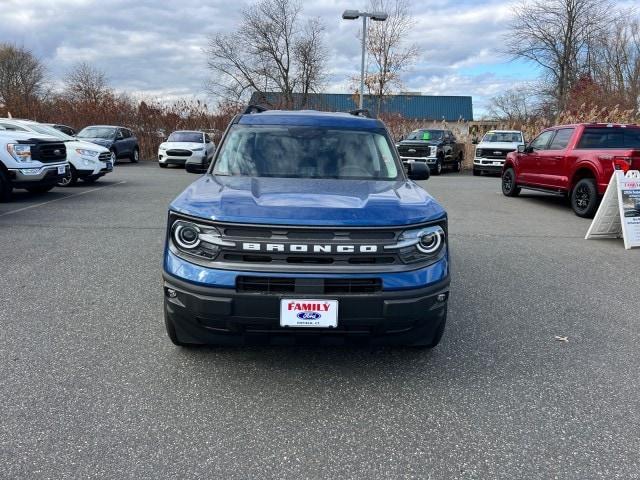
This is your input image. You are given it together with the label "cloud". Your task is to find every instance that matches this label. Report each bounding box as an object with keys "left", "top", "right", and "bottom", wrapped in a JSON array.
[{"left": 0, "top": 0, "right": 536, "bottom": 114}]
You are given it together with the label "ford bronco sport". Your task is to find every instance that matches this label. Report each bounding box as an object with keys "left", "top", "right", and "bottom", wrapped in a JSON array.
[{"left": 163, "top": 108, "right": 450, "bottom": 347}]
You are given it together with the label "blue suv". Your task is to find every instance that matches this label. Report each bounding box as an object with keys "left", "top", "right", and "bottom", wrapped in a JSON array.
[{"left": 163, "top": 107, "right": 450, "bottom": 347}]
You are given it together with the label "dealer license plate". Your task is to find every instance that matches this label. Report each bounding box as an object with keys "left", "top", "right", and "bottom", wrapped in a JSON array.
[
  {"left": 57, "top": 165, "right": 66, "bottom": 174},
  {"left": 106, "top": 161, "right": 113, "bottom": 170},
  {"left": 280, "top": 299, "right": 338, "bottom": 328}
]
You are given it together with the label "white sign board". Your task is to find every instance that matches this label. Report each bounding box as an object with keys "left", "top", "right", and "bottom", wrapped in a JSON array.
[{"left": 586, "top": 170, "right": 640, "bottom": 249}]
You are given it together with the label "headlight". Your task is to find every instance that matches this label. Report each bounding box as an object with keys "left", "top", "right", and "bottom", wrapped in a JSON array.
[
  {"left": 7, "top": 144, "right": 33, "bottom": 162},
  {"left": 75, "top": 148, "right": 99, "bottom": 157},
  {"left": 170, "top": 219, "right": 234, "bottom": 260},
  {"left": 429, "top": 146, "right": 437, "bottom": 157},
  {"left": 386, "top": 224, "right": 446, "bottom": 264},
  {"left": 192, "top": 147, "right": 204, "bottom": 151}
]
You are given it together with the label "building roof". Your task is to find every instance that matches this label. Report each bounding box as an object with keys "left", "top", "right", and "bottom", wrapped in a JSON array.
[
  {"left": 238, "top": 110, "right": 383, "bottom": 129},
  {"left": 250, "top": 92, "right": 473, "bottom": 121}
]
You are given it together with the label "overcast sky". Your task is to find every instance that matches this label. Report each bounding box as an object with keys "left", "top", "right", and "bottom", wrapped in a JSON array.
[{"left": 1, "top": 0, "right": 542, "bottom": 116}]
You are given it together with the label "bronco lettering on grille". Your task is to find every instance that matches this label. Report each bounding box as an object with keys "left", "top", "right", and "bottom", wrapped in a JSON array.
[{"left": 242, "top": 243, "right": 378, "bottom": 253}]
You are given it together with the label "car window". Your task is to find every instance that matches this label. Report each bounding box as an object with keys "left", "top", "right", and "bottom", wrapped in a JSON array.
[
  {"left": 168, "top": 131, "right": 203, "bottom": 143},
  {"left": 214, "top": 125, "right": 400, "bottom": 180},
  {"left": 548, "top": 128, "right": 575, "bottom": 150},
  {"left": 482, "top": 132, "right": 523, "bottom": 143},
  {"left": 406, "top": 130, "right": 444, "bottom": 141},
  {"left": 530, "top": 130, "right": 555, "bottom": 151},
  {"left": 78, "top": 127, "right": 116, "bottom": 139},
  {"left": 577, "top": 128, "right": 640, "bottom": 149},
  {"left": 119, "top": 128, "right": 130, "bottom": 139}
]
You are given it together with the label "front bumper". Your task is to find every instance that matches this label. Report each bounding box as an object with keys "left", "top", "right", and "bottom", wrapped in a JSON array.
[
  {"left": 401, "top": 156, "right": 438, "bottom": 167},
  {"left": 163, "top": 272, "right": 449, "bottom": 346},
  {"left": 159, "top": 151, "right": 205, "bottom": 165},
  {"left": 8, "top": 163, "right": 69, "bottom": 187},
  {"left": 473, "top": 158, "right": 504, "bottom": 173}
]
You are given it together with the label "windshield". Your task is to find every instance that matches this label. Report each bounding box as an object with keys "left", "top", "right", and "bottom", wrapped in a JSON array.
[
  {"left": 77, "top": 127, "right": 116, "bottom": 139},
  {"left": 482, "top": 132, "right": 523, "bottom": 143},
  {"left": 28, "top": 123, "right": 74, "bottom": 141},
  {"left": 168, "top": 131, "right": 203, "bottom": 143},
  {"left": 406, "top": 130, "right": 444, "bottom": 141},
  {"left": 214, "top": 125, "right": 400, "bottom": 180}
]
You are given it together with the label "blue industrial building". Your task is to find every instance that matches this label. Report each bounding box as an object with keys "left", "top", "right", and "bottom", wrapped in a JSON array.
[{"left": 249, "top": 92, "right": 473, "bottom": 122}]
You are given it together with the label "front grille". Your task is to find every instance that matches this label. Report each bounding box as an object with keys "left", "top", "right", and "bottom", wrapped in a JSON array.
[
  {"left": 397, "top": 145, "right": 432, "bottom": 157},
  {"left": 477, "top": 148, "right": 514, "bottom": 159},
  {"left": 98, "top": 152, "right": 111, "bottom": 162},
  {"left": 236, "top": 276, "right": 382, "bottom": 294},
  {"left": 216, "top": 224, "right": 403, "bottom": 270},
  {"left": 166, "top": 149, "right": 192, "bottom": 157},
  {"left": 29, "top": 141, "right": 66, "bottom": 163}
]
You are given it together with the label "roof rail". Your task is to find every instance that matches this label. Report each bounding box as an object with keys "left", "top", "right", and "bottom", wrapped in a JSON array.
[
  {"left": 243, "top": 104, "right": 269, "bottom": 114},
  {"left": 349, "top": 108, "right": 373, "bottom": 118}
]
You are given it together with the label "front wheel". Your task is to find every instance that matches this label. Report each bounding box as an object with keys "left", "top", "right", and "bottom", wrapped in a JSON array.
[
  {"left": 0, "top": 170, "right": 13, "bottom": 202},
  {"left": 502, "top": 168, "right": 521, "bottom": 197},
  {"left": 455, "top": 158, "right": 462, "bottom": 173},
  {"left": 57, "top": 165, "right": 77, "bottom": 187},
  {"left": 159, "top": 163, "right": 168, "bottom": 168},
  {"left": 571, "top": 178, "right": 599, "bottom": 218},
  {"left": 130, "top": 148, "right": 139, "bottom": 163},
  {"left": 433, "top": 158, "right": 443, "bottom": 175},
  {"left": 110, "top": 150, "right": 117, "bottom": 165}
]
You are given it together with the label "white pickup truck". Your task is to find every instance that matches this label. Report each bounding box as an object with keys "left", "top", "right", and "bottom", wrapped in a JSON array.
[
  {"left": 0, "top": 129, "right": 69, "bottom": 201},
  {"left": 473, "top": 130, "right": 524, "bottom": 176}
]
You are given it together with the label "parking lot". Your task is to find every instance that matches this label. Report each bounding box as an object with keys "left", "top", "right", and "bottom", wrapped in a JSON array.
[{"left": 1, "top": 163, "right": 639, "bottom": 479}]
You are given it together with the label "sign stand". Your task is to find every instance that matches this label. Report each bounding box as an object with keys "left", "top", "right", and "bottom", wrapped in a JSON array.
[{"left": 586, "top": 170, "right": 640, "bottom": 249}]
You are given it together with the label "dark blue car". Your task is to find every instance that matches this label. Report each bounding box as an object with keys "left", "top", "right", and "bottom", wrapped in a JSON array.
[
  {"left": 76, "top": 125, "right": 139, "bottom": 164},
  {"left": 162, "top": 108, "right": 450, "bottom": 347}
]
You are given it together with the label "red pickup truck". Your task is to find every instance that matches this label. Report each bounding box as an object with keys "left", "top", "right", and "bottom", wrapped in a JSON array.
[{"left": 502, "top": 123, "right": 640, "bottom": 217}]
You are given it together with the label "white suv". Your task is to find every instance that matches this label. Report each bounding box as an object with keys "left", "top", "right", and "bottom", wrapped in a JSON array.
[
  {"left": 473, "top": 130, "right": 524, "bottom": 176},
  {"left": 158, "top": 130, "right": 215, "bottom": 171},
  {"left": 0, "top": 129, "right": 69, "bottom": 201},
  {"left": 0, "top": 119, "right": 113, "bottom": 186}
]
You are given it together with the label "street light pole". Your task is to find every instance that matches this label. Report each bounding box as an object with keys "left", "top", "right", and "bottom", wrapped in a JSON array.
[
  {"left": 360, "top": 15, "right": 366, "bottom": 110},
  {"left": 342, "top": 9, "right": 388, "bottom": 112}
]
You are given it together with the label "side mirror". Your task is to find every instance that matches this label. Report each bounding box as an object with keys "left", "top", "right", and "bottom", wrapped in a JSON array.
[
  {"left": 407, "top": 161, "right": 430, "bottom": 181},
  {"left": 472, "top": 139, "right": 479, "bottom": 145},
  {"left": 517, "top": 144, "right": 525, "bottom": 153}
]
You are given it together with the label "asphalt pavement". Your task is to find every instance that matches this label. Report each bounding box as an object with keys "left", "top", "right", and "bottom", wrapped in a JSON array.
[{"left": 1, "top": 162, "right": 639, "bottom": 479}]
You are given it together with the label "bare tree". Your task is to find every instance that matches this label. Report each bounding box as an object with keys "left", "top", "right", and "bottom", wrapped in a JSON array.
[
  {"left": 505, "top": 0, "right": 612, "bottom": 116},
  {"left": 589, "top": 17, "right": 640, "bottom": 113},
  {"left": 488, "top": 86, "right": 539, "bottom": 124},
  {"left": 0, "top": 43, "right": 46, "bottom": 116},
  {"left": 364, "top": 0, "right": 418, "bottom": 114},
  {"left": 64, "top": 62, "right": 111, "bottom": 104},
  {"left": 205, "top": 0, "right": 326, "bottom": 107}
]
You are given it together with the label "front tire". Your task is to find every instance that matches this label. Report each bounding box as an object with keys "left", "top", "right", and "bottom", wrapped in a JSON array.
[
  {"left": 57, "top": 165, "right": 77, "bottom": 187},
  {"left": 502, "top": 168, "right": 521, "bottom": 197},
  {"left": 571, "top": 178, "right": 599, "bottom": 218},
  {"left": 433, "top": 158, "right": 443, "bottom": 175},
  {"left": 0, "top": 170, "right": 13, "bottom": 202},
  {"left": 130, "top": 148, "right": 139, "bottom": 163},
  {"left": 455, "top": 154, "right": 463, "bottom": 172},
  {"left": 159, "top": 163, "right": 168, "bottom": 168},
  {"left": 110, "top": 149, "right": 117, "bottom": 165}
]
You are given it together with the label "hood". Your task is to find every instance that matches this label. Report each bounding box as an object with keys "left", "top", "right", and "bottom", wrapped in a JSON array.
[
  {"left": 476, "top": 141, "right": 523, "bottom": 150},
  {"left": 170, "top": 175, "right": 446, "bottom": 226},
  {"left": 160, "top": 141, "right": 204, "bottom": 150},
  {"left": 77, "top": 137, "right": 113, "bottom": 147},
  {"left": 398, "top": 140, "right": 441, "bottom": 147},
  {"left": 66, "top": 140, "right": 109, "bottom": 152},
  {"left": 0, "top": 131, "right": 59, "bottom": 142}
]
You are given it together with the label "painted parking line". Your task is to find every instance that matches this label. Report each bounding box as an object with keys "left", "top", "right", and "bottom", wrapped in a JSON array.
[{"left": 0, "top": 181, "right": 127, "bottom": 218}]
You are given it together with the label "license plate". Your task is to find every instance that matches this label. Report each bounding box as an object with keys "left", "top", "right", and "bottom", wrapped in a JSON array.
[
  {"left": 106, "top": 161, "right": 113, "bottom": 170},
  {"left": 280, "top": 299, "right": 338, "bottom": 328},
  {"left": 57, "top": 165, "right": 66, "bottom": 174},
  {"left": 493, "top": 161, "right": 502, "bottom": 166}
]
